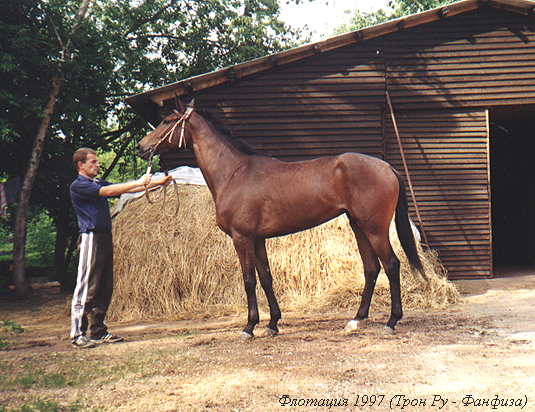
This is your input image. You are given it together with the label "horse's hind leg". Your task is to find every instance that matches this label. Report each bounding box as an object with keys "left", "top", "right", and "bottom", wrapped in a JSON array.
[
  {"left": 345, "top": 218, "right": 381, "bottom": 334},
  {"left": 369, "top": 235, "right": 402, "bottom": 334},
  {"left": 255, "top": 239, "right": 281, "bottom": 337}
]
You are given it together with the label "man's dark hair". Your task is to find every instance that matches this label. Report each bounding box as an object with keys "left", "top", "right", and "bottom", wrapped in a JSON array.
[{"left": 73, "top": 148, "right": 96, "bottom": 171}]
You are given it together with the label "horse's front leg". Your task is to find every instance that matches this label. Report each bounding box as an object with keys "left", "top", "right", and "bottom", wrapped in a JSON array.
[
  {"left": 255, "top": 238, "right": 281, "bottom": 337},
  {"left": 232, "top": 234, "right": 259, "bottom": 340}
]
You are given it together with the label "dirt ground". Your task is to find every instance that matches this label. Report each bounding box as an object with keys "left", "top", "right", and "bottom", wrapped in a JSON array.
[{"left": 1, "top": 270, "right": 534, "bottom": 412}]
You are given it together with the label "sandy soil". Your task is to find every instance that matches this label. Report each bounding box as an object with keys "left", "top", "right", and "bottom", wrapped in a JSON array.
[{"left": 1, "top": 271, "right": 534, "bottom": 412}]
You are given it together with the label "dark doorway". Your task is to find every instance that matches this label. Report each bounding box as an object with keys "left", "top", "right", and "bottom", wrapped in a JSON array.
[{"left": 490, "top": 107, "right": 535, "bottom": 271}]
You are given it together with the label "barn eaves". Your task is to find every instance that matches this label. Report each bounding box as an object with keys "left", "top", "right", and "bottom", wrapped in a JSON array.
[{"left": 125, "top": 0, "right": 535, "bottom": 122}]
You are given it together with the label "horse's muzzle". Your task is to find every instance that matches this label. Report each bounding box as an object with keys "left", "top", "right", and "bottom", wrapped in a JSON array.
[{"left": 135, "top": 144, "right": 153, "bottom": 160}]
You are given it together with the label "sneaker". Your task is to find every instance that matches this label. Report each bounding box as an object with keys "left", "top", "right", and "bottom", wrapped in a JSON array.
[
  {"left": 90, "top": 333, "right": 123, "bottom": 344},
  {"left": 71, "top": 335, "right": 97, "bottom": 349}
]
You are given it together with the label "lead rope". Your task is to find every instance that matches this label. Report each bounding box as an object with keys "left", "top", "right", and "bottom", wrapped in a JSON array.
[
  {"left": 144, "top": 153, "right": 180, "bottom": 217},
  {"left": 161, "top": 170, "right": 180, "bottom": 217}
]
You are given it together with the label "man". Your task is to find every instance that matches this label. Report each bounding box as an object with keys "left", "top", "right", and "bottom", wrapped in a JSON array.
[{"left": 69, "top": 148, "right": 171, "bottom": 348}]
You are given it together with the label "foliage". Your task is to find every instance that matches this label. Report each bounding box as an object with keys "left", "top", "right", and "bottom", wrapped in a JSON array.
[
  {"left": 390, "top": 0, "right": 458, "bottom": 16},
  {"left": 0, "top": 0, "right": 304, "bottom": 285},
  {"left": 25, "top": 214, "right": 56, "bottom": 268},
  {"left": 0, "top": 212, "right": 57, "bottom": 271},
  {"left": 1, "top": 212, "right": 59, "bottom": 295},
  {"left": 334, "top": 0, "right": 458, "bottom": 34}
]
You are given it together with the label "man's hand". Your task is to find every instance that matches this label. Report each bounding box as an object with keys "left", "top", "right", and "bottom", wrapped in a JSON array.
[
  {"left": 142, "top": 174, "right": 173, "bottom": 189},
  {"left": 138, "top": 174, "right": 152, "bottom": 187},
  {"left": 159, "top": 175, "right": 173, "bottom": 187}
]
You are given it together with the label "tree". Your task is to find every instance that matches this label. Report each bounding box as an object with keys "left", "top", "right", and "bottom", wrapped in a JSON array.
[
  {"left": 10, "top": 0, "right": 93, "bottom": 297},
  {"left": 0, "top": 0, "right": 305, "bottom": 296},
  {"left": 333, "top": 0, "right": 457, "bottom": 34}
]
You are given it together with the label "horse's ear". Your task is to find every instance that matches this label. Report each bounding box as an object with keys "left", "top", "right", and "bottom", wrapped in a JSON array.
[
  {"left": 188, "top": 98, "right": 195, "bottom": 108},
  {"left": 174, "top": 93, "right": 186, "bottom": 113}
]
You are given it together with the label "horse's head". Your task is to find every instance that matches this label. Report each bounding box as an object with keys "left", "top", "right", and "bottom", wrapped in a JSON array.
[{"left": 136, "top": 98, "right": 194, "bottom": 160}]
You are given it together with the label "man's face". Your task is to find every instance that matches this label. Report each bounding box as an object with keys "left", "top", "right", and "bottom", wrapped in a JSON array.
[{"left": 78, "top": 153, "right": 100, "bottom": 179}]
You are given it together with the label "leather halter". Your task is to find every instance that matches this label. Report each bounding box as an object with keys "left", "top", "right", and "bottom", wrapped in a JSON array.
[
  {"left": 143, "top": 107, "right": 193, "bottom": 216},
  {"left": 146, "top": 107, "right": 194, "bottom": 174}
]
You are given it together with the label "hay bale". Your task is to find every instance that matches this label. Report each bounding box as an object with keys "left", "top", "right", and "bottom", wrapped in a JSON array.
[{"left": 108, "top": 184, "right": 459, "bottom": 322}]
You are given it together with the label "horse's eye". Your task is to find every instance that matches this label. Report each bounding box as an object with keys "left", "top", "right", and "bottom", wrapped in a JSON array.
[{"left": 163, "top": 120, "right": 170, "bottom": 125}]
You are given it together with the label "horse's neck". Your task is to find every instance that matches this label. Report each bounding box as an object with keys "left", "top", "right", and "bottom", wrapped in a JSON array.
[{"left": 191, "top": 117, "right": 246, "bottom": 196}]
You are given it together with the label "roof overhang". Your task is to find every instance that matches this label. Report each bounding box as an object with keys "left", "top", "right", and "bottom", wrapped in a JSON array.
[{"left": 125, "top": 0, "right": 535, "bottom": 121}]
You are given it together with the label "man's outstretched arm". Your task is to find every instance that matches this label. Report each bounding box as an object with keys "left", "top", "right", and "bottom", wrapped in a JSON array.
[{"left": 99, "top": 174, "right": 172, "bottom": 197}]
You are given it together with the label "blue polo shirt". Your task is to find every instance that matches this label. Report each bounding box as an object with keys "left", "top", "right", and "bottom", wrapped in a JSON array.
[{"left": 70, "top": 175, "right": 112, "bottom": 233}]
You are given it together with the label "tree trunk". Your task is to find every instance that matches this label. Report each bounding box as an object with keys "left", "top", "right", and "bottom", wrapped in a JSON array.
[
  {"left": 64, "top": 232, "right": 79, "bottom": 282},
  {"left": 54, "top": 217, "right": 70, "bottom": 288},
  {"left": 53, "top": 215, "right": 79, "bottom": 291},
  {"left": 12, "top": 73, "right": 64, "bottom": 298}
]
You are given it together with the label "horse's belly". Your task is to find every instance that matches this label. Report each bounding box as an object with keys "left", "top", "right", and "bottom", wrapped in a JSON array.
[{"left": 257, "top": 203, "right": 343, "bottom": 238}]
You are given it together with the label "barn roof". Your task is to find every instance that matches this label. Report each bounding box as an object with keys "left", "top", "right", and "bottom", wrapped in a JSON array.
[{"left": 125, "top": 0, "right": 535, "bottom": 119}]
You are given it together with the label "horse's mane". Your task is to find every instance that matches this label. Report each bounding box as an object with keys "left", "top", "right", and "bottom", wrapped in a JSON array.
[{"left": 195, "top": 108, "right": 263, "bottom": 157}]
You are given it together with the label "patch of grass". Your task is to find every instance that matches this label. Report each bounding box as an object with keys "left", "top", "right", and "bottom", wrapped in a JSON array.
[
  {"left": 0, "top": 359, "right": 14, "bottom": 382},
  {"left": 0, "top": 319, "right": 25, "bottom": 350},
  {"left": 102, "top": 347, "right": 188, "bottom": 382},
  {"left": 0, "top": 343, "right": 193, "bottom": 411},
  {"left": 41, "top": 373, "right": 67, "bottom": 388},
  {"left": 0, "top": 397, "right": 100, "bottom": 412},
  {"left": 1, "top": 356, "right": 89, "bottom": 391},
  {"left": 66, "top": 396, "right": 89, "bottom": 412},
  {"left": 0, "top": 399, "right": 59, "bottom": 412},
  {"left": 18, "top": 374, "right": 39, "bottom": 389},
  {"left": 175, "top": 329, "right": 200, "bottom": 338},
  {"left": 2, "top": 347, "right": 190, "bottom": 392},
  {"left": 1, "top": 320, "right": 24, "bottom": 333}
]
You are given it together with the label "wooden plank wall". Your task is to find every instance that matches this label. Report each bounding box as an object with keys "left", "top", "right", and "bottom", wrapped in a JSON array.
[
  {"left": 382, "top": 7, "right": 535, "bottom": 278},
  {"left": 384, "top": 109, "right": 491, "bottom": 279},
  {"left": 160, "top": 7, "right": 535, "bottom": 278},
  {"left": 162, "top": 38, "right": 387, "bottom": 166},
  {"left": 383, "top": 8, "right": 535, "bottom": 110}
]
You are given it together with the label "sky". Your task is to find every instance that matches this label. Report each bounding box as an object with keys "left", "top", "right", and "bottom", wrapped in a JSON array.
[{"left": 279, "top": 0, "right": 391, "bottom": 41}]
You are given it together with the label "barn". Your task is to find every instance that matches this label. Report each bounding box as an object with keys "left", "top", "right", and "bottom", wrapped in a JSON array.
[{"left": 126, "top": 0, "right": 535, "bottom": 279}]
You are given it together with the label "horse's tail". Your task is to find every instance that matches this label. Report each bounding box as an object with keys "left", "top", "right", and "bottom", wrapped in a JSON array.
[{"left": 394, "top": 170, "right": 426, "bottom": 280}]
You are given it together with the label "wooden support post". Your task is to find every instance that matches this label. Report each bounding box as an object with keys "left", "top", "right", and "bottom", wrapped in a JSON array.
[{"left": 385, "top": 91, "right": 429, "bottom": 247}]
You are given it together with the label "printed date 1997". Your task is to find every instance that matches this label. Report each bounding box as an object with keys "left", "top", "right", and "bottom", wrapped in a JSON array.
[{"left": 279, "top": 394, "right": 528, "bottom": 410}]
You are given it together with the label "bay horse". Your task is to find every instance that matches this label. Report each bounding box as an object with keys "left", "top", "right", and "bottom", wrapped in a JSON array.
[{"left": 136, "top": 99, "right": 424, "bottom": 339}]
